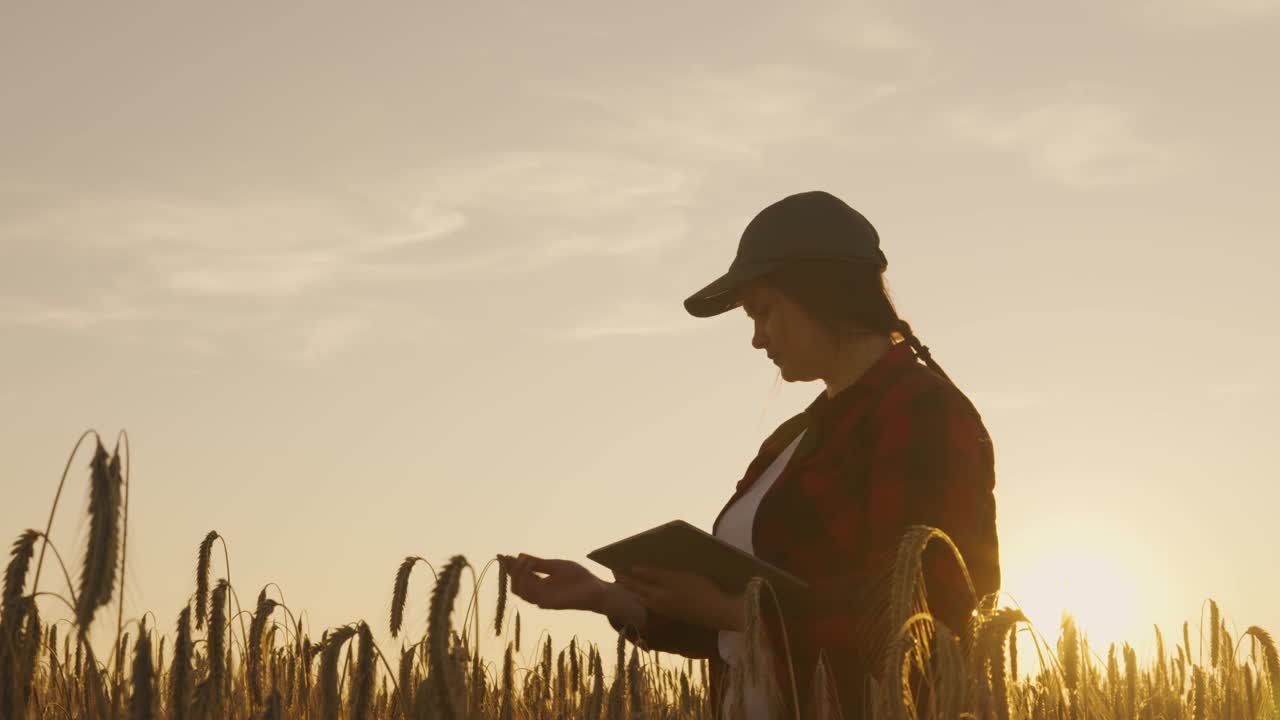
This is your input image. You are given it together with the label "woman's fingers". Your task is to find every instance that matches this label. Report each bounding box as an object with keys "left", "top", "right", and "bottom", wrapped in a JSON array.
[
  {"left": 517, "top": 557, "right": 538, "bottom": 595},
  {"left": 502, "top": 553, "right": 555, "bottom": 604},
  {"left": 617, "top": 574, "right": 666, "bottom": 606},
  {"left": 527, "top": 556, "right": 565, "bottom": 574},
  {"left": 504, "top": 554, "right": 533, "bottom": 598}
]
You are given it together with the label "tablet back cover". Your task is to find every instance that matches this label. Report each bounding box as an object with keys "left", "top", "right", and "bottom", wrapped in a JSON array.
[{"left": 586, "top": 519, "right": 811, "bottom": 604}]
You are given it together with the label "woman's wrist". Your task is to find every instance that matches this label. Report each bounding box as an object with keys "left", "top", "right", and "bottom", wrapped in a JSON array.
[{"left": 591, "top": 578, "right": 647, "bottom": 628}]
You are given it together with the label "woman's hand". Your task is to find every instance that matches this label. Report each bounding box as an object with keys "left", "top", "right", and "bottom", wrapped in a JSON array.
[
  {"left": 614, "top": 565, "right": 746, "bottom": 632},
  {"left": 498, "top": 553, "right": 606, "bottom": 613}
]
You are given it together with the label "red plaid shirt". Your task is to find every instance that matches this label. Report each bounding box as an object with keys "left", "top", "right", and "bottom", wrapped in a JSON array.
[{"left": 610, "top": 341, "right": 1000, "bottom": 718}]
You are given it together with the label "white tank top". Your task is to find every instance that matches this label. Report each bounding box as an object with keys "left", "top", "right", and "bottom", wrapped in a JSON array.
[{"left": 715, "top": 427, "right": 808, "bottom": 719}]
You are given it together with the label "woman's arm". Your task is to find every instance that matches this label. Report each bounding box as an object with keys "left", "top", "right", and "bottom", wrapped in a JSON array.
[{"left": 592, "top": 578, "right": 720, "bottom": 659}]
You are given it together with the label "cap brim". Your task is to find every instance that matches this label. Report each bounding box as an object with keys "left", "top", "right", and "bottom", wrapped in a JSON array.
[{"left": 683, "top": 261, "right": 784, "bottom": 318}]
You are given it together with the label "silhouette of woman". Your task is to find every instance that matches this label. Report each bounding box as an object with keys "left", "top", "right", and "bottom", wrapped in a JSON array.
[{"left": 501, "top": 190, "right": 1000, "bottom": 719}]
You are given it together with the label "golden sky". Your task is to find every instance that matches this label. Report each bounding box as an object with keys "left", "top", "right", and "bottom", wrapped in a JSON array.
[{"left": 2, "top": 1, "right": 1278, "bottom": 677}]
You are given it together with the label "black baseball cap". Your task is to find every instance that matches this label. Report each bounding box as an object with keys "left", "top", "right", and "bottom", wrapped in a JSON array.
[{"left": 683, "top": 190, "right": 887, "bottom": 318}]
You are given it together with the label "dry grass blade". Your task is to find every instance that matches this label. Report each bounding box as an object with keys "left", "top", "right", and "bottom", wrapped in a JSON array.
[
  {"left": 807, "top": 648, "right": 846, "bottom": 720},
  {"left": 76, "top": 439, "right": 122, "bottom": 630},
  {"left": 570, "top": 636, "right": 580, "bottom": 694},
  {"left": 741, "top": 576, "right": 788, "bottom": 718}
]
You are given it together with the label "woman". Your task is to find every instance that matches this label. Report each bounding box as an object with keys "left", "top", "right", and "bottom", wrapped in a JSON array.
[{"left": 499, "top": 190, "right": 1000, "bottom": 719}]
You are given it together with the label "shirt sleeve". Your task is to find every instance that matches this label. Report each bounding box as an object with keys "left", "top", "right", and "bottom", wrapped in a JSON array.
[
  {"left": 607, "top": 606, "right": 719, "bottom": 659},
  {"left": 779, "top": 383, "right": 1000, "bottom": 669}
]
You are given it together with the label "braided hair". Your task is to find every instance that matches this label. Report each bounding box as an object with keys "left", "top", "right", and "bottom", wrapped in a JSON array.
[
  {"left": 895, "top": 317, "right": 949, "bottom": 383},
  {"left": 755, "top": 258, "right": 952, "bottom": 384}
]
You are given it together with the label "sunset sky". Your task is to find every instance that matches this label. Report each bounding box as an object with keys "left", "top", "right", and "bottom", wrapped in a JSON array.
[{"left": 2, "top": 2, "right": 1278, "bottom": 679}]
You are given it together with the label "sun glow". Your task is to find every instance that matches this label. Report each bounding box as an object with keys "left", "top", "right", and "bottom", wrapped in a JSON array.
[{"left": 1002, "top": 541, "right": 1145, "bottom": 657}]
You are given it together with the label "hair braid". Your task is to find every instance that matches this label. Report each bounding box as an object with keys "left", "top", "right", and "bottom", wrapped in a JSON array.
[{"left": 896, "top": 318, "right": 951, "bottom": 383}]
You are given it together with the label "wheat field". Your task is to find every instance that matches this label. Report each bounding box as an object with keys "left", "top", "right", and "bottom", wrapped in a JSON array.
[{"left": 2, "top": 430, "right": 1277, "bottom": 719}]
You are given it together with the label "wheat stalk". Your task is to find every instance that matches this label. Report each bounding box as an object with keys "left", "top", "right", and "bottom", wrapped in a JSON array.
[
  {"left": 389, "top": 556, "right": 419, "bottom": 639},
  {"left": 76, "top": 438, "right": 122, "bottom": 631},
  {"left": 1211, "top": 599, "right": 1221, "bottom": 669},
  {"left": 203, "top": 579, "right": 229, "bottom": 717},
  {"left": 169, "top": 605, "right": 193, "bottom": 720},
  {"left": 495, "top": 559, "right": 508, "bottom": 637},
  {"left": 1243, "top": 626, "right": 1280, "bottom": 713},
  {"left": 426, "top": 554, "right": 466, "bottom": 720},
  {"left": 248, "top": 590, "right": 279, "bottom": 707},
  {"left": 1, "top": 530, "right": 39, "bottom": 637},
  {"left": 128, "top": 618, "right": 154, "bottom": 720},
  {"left": 348, "top": 621, "right": 375, "bottom": 720},
  {"left": 193, "top": 532, "right": 218, "bottom": 631},
  {"left": 930, "top": 621, "right": 966, "bottom": 720},
  {"left": 317, "top": 625, "right": 357, "bottom": 720}
]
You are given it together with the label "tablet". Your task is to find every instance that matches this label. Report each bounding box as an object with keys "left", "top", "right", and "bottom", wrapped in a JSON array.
[{"left": 586, "top": 520, "right": 811, "bottom": 605}]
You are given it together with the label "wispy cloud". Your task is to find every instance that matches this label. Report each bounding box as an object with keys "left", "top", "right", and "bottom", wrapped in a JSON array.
[
  {"left": 942, "top": 97, "right": 1185, "bottom": 187},
  {"left": 0, "top": 148, "right": 699, "bottom": 356},
  {"left": 419, "top": 149, "right": 695, "bottom": 220},
  {"left": 499, "top": 210, "right": 690, "bottom": 275},
  {"left": 539, "top": 64, "right": 879, "bottom": 163},
  {"left": 0, "top": 190, "right": 470, "bottom": 299},
  {"left": 399, "top": 149, "right": 699, "bottom": 273}
]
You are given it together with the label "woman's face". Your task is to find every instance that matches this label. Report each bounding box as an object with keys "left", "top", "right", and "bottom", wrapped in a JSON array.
[{"left": 735, "top": 279, "right": 834, "bottom": 382}]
